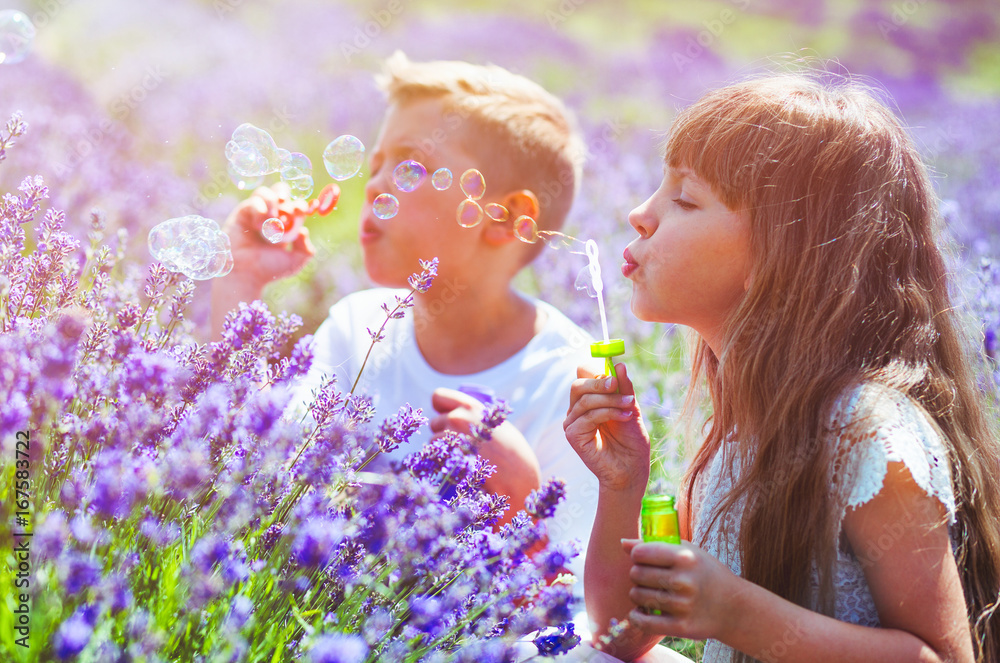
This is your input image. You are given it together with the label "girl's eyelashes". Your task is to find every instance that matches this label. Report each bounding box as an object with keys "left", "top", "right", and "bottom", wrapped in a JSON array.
[{"left": 672, "top": 197, "right": 697, "bottom": 210}]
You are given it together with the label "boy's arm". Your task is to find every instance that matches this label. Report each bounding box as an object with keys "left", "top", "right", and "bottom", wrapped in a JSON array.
[
  {"left": 429, "top": 388, "right": 541, "bottom": 525},
  {"left": 210, "top": 185, "right": 315, "bottom": 340}
]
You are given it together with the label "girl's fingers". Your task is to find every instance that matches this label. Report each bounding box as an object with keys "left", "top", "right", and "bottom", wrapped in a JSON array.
[
  {"left": 627, "top": 607, "right": 685, "bottom": 636},
  {"left": 631, "top": 541, "right": 691, "bottom": 568}
]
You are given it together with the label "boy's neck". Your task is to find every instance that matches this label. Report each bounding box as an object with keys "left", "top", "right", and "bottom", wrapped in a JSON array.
[{"left": 410, "top": 282, "right": 544, "bottom": 375}]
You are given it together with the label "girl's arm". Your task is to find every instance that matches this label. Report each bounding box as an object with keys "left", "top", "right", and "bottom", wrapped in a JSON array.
[
  {"left": 563, "top": 362, "right": 664, "bottom": 661},
  {"left": 626, "top": 462, "right": 974, "bottom": 662}
]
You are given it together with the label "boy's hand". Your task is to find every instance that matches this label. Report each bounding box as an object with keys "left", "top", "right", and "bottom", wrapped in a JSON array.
[
  {"left": 222, "top": 183, "right": 316, "bottom": 287},
  {"left": 563, "top": 362, "right": 651, "bottom": 493},
  {"left": 429, "top": 388, "right": 542, "bottom": 511}
]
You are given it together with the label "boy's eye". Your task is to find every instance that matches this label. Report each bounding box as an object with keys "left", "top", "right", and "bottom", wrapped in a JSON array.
[{"left": 672, "top": 197, "right": 697, "bottom": 210}]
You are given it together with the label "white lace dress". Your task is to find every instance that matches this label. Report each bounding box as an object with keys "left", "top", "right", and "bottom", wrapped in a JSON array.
[{"left": 691, "top": 382, "right": 957, "bottom": 662}]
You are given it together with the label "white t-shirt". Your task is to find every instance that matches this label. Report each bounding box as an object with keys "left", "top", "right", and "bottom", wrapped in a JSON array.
[{"left": 290, "top": 288, "right": 601, "bottom": 585}]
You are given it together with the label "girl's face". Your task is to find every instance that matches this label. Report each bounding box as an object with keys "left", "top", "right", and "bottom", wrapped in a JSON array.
[{"left": 623, "top": 164, "right": 751, "bottom": 350}]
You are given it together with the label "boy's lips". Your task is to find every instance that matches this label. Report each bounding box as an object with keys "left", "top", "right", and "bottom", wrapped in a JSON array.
[
  {"left": 622, "top": 247, "right": 638, "bottom": 278},
  {"left": 360, "top": 217, "right": 382, "bottom": 244}
]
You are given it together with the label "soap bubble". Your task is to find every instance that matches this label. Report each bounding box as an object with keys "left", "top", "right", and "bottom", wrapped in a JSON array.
[
  {"left": 373, "top": 193, "right": 399, "bottom": 220},
  {"left": 485, "top": 203, "right": 509, "bottom": 222},
  {"left": 227, "top": 124, "right": 288, "bottom": 177},
  {"left": 575, "top": 265, "right": 598, "bottom": 298},
  {"left": 460, "top": 169, "right": 486, "bottom": 200},
  {"left": 280, "top": 152, "right": 314, "bottom": 200},
  {"left": 392, "top": 160, "right": 427, "bottom": 193},
  {"left": 456, "top": 199, "right": 484, "bottom": 228},
  {"left": 324, "top": 135, "right": 365, "bottom": 180},
  {"left": 262, "top": 217, "right": 284, "bottom": 243},
  {"left": 0, "top": 11, "right": 35, "bottom": 65},
  {"left": 431, "top": 168, "right": 453, "bottom": 191},
  {"left": 227, "top": 162, "right": 264, "bottom": 191},
  {"left": 148, "top": 216, "right": 233, "bottom": 280},
  {"left": 513, "top": 215, "right": 538, "bottom": 243}
]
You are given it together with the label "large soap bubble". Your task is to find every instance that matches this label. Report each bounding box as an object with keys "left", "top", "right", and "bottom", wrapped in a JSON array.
[
  {"left": 226, "top": 123, "right": 290, "bottom": 178},
  {"left": 0, "top": 11, "right": 35, "bottom": 65},
  {"left": 148, "top": 215, "right": 234, "bottom": 280},
  {"left": 323, "top": 135, "right": 365, "bottom": 181}
]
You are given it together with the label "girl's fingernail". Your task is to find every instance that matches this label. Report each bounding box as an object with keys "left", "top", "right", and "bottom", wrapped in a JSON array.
[
  {"left": 620, "top": 395, "right": 634, "bottom": 405},
  {"left": 604, "top": 376, "right": 613, "bottom": 389}
]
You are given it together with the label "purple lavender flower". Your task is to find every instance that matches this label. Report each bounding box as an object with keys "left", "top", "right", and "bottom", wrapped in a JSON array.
[
  {"left": 533, "top": 621, "right": 581, "bottom": 657},
  {"left": 54, "top": 608, "right": 95, "bottom": 660},
  {"left": 408, "top": 257, "right": 439, "bottom": 293},
  {"left": 525, "top": 479, "right": 567, "bottom": 520},
  {"left": 35, "top": 510, "right": 70, "bottom": 560},
  {"left": 474, "top": 399, "right": 512, "bottom": 441},
  {"left": 307, "top": 633, "right": 369, "bottom": 663},
  {"left": 291, "top": 517, "right": 345, "bottom": 569},
  {"left": 376, "top": 403, "right": 426, "bottom": 453},
  {"left": 59, "top": 552, "right": 101, "bottom": 596}
]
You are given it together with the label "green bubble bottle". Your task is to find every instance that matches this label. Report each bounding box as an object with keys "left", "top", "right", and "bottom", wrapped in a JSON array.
[{"left": 640, "top": 494, "right": 681, "bottom": 544}]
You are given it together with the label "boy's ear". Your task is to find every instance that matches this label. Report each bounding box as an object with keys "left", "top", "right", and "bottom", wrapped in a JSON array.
[{"left": 482, "top": 189, "right": 540, "bottom": 245}]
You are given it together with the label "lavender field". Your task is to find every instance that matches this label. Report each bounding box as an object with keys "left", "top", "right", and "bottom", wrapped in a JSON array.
[{"left": 1, "top": 0, "right": 998, "bottom": 660}]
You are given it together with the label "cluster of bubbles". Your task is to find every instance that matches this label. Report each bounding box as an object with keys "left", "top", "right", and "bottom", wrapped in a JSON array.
[
  {"left": 0, "top": 10, "right": 35, "bottom": 65},
  {"left": 148, "top": 216, "right": 234, "bottom": 280},
  {"left": 226, "top": 124, "right": 369, "bottom": 198},
  {"left": 369, "top": 157, "right": 589, "bottom": 257}
]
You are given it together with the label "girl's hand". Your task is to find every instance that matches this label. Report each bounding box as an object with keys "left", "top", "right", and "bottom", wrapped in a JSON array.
[
  {"left": 563, "top": 362, "right": 651, "bottom": 492},
  {"left": 622, "top": 538, "right": 742, "bottom": 642}
]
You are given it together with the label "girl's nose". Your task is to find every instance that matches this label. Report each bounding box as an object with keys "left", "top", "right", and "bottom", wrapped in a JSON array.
[{"left": 628, "top": 197, "right": 656, "bottom": 238}]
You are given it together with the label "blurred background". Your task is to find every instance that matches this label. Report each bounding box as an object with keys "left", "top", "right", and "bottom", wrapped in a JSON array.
[{"left": 1, "top": 0, "right": 998, "bottom": 480}]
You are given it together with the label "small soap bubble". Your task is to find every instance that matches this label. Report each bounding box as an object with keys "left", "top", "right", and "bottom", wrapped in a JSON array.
[
  {"left": 148, "top": 215, "right": 233, "bottom": 280},
  {"left": 227, "top": 123, "right": 286, "bottom": 177},
  {"left": 485, "top": 203, "right": 509, "bottom": 222},
  {"left": 324, "top": 135, "right": 366, "bottom": 181},
  {"left": 392, "top": 160, "right": 427, "bottom": 193},
  {"left": 0, "top": 10, "right": 35, "bottom": 65},
  {"left": 373, "top": 193, "right": 399, "bottom": 220},
  {"left": 280, "top": 152, "right": 314, "bottom": 200},
  {"left": 431, "top": 168, "right": 453, "bottom": 191},
  {"left": 460, "top": 169, "right": 486, "bottom": 200},
  {"left": 262, "top": 217, "right": 284, "bottom": 243},
  {"left": 513, "top": 215, "right": 539, "bottom": 243},
  {"left": 456, "top": 199, "right": 484, "bottom": 228}
]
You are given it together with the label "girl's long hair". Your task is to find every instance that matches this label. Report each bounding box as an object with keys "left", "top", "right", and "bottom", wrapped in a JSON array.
[{"left": 672, "top": 75, "right": 1000, "bottom": 662}]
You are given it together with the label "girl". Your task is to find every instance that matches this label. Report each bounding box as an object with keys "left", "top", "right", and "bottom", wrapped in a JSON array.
[{"left": 564, "top": 74, "right": 1000, "bottom": 662}]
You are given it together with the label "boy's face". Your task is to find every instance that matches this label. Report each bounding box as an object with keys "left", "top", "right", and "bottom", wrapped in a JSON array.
[{"left": 360, "top": 98, "right": 485, "bottom": 288}]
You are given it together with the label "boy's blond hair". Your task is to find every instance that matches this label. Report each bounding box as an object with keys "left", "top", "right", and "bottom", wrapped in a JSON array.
[{"left": 376, "top": 52, "right": 584, "bottom": 261}]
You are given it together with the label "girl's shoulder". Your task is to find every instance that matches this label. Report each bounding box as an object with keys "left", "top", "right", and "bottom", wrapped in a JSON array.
[{"left": 826, "top": 381, "right": 956, "bottom": 522}]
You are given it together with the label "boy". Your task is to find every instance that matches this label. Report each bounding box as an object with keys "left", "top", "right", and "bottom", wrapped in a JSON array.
[{"left": 211, "top": 52, "right": 600, "bottom": 584}]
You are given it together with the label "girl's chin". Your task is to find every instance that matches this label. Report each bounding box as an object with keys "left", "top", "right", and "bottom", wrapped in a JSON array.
[{"left": 628, "top": 297, "right": 663, "bottom": 324}]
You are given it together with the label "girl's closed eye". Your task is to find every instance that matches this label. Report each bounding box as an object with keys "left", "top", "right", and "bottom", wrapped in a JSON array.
[{"left": 672, "top": 197, "right": 697, "bottom": 210}]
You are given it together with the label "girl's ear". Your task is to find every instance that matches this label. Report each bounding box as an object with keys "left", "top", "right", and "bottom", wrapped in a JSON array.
[{"left": 482, "top": 189, "right": 540, "bottom": 245}]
